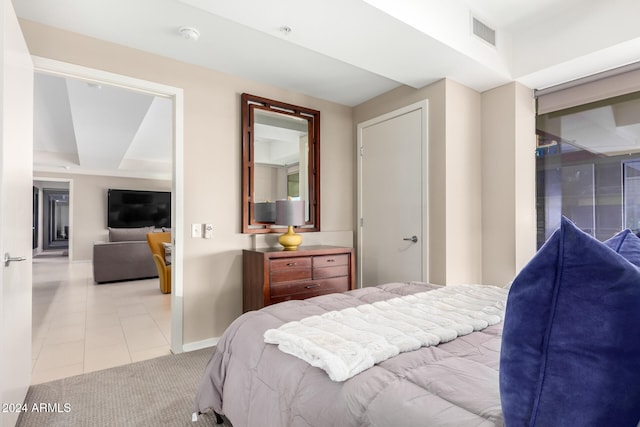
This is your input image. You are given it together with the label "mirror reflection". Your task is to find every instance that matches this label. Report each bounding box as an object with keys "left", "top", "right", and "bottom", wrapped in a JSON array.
[
  {"left": 253, "top": 109, "right": 309, "bottom": 222},
  {"left": 241, "top": 93, "right": 320, "bottom": 234}
]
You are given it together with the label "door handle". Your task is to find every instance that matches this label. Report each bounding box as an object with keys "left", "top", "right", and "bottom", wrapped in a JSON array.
[
  {"left": 4, "top": 253, "right": 27, "bottom": 267},
  {"left": 403, "top": 235, "right": 418, "bottom": 243}
]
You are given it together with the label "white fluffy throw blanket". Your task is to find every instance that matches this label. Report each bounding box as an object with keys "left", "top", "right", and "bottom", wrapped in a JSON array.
[{"left": 263, "top": 284, "right": 509, "bottom": 381}]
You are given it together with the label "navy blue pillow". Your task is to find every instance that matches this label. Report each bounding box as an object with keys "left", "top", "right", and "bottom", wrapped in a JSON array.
[
  {"left": 604, "top": 228, "right": 640, "bottom": 267},
  {"left": 500, "top": 217, "right": 640, "bottom": 426}
]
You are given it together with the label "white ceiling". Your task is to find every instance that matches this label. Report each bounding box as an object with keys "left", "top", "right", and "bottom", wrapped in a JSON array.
[
  {"left": 33, "top": 73, "right": 173, "bottom": 179},
  {"left": 15, "top": 0, "right": 640, "bottom": 178}
]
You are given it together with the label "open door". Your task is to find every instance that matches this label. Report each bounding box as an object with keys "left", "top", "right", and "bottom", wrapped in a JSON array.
[{"left": 0, "top": 1, "right": 34, "bottom": 426}]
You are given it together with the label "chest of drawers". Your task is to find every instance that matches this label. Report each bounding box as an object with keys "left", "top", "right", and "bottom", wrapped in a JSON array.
[{"left": 242, "top": 246, "right": 355, "bottom": 312}]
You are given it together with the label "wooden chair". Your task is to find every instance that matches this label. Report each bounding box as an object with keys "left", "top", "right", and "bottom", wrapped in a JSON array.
[{"left": 146, "top": 232, "right": 171, "bottom": 294}]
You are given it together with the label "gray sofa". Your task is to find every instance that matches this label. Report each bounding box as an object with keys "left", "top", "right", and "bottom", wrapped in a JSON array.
[{"left": 93, "top": 226, "right": 158, "bottom": 283}]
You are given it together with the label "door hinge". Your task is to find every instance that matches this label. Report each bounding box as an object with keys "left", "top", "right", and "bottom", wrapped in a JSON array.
[
  {"left": 360, "top": 218, "right": 364, "bottom": 227},
  {"left": 360, "top": 146, "right": 364, "bottom": 157}
]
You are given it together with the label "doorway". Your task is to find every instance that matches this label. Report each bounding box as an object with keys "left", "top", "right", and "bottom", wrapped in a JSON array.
[
  {"left": 31, "top": 57, "right": 185, "bottom": 357},
  {"left": 32, "top": 186, "right": 38, "bottom": 249},
  {"left": 357, "top": 100, "right": 429, "bottom": 288},
  {"left": 33, "top": 178, "right": 72, "bottom": 258},
  {"left": 42, "top": 188, "right": 69, "bottom": 251}
]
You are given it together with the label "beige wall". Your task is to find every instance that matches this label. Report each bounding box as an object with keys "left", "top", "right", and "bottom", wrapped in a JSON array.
[
  {"left": 34, "top": 172, "right": 171, "bottom": 260},
  {"left": 513, "top": 83, "right": 537, "bottom": 273},
  {"left": 444, "top": 80, "right": 482, "bottom": 284},
  {"left": 481, "top": 82, "right": 536, "bottom": 285},
  {"left": 21, "top": 20, "right": 355, "bottom": 345}
]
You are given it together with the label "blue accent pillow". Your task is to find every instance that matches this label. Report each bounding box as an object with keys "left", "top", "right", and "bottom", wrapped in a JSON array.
[
  {"left": 500, "top": 217, "right": 640, "bottom": 426},
  {"left": 604, "top": 228, "right": 640, "bottom": 267}
]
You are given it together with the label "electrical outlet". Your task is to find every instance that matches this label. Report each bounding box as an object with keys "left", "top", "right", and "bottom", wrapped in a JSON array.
[
  {"left": 204, "top": 224, "right": 213, "bottom": 239},
  {"left": 191, "top": 223, "right": 202, "bottom": 238}
]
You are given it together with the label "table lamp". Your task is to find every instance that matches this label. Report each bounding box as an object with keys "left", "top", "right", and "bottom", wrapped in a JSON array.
[{"left": 275, "top": 198, "right": 305, "bottom": 251}]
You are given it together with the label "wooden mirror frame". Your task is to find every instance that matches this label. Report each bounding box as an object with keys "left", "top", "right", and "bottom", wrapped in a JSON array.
[{"left": 241, "top": 93, "right": 320, "bottom": 234}]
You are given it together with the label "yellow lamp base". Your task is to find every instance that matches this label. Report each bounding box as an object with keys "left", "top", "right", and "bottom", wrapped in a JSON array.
[{"left": 278, "top": 226, "right": 303, "bottom": 251}]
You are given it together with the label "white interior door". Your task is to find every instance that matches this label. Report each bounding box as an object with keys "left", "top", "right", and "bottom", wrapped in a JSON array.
[
  {"left": 0, "top": 1, "right": 34, "bottom": 426},
  {"left": 357, "top": 101, "right": 428, "bottom": 287}
]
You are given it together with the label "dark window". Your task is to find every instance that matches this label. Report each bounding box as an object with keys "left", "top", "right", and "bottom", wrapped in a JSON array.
[{"left": 536, "top": 91, "right": 640, "bottom": 248}]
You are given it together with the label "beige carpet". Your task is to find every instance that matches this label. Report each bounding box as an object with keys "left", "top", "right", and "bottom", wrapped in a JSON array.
[{"left": 17, "top": 348, "right": 231, "bottom": 427}]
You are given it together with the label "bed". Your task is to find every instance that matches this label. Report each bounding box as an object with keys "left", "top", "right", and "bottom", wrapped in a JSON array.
[
  {"left": 194, "top": 282, "right": 506, "bottom": 427},
  {"left": 195, "top": 218, "right": 640, "bottom": 427}
]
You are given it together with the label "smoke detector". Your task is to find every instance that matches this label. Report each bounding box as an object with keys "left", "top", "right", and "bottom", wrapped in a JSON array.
[
  {"left": 280, "top": 26, "right": 292, "bottom": 36},
  {"left": 179, "top": 26, "right": 200, "bottom": 41}
]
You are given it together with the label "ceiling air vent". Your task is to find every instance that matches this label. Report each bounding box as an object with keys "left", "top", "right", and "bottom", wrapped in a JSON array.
[{"left": 472, "top": 16, "right": 496, "bottom": 47}]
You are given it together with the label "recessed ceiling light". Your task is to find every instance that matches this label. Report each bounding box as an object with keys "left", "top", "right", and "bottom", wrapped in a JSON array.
[{"left": 179, "top": 26, "right": 200, "bottom": 41}]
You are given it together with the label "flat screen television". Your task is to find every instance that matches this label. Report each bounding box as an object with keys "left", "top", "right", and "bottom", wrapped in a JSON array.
[{"left": 107, "top": 189, "right": 171, "bottom": 229}]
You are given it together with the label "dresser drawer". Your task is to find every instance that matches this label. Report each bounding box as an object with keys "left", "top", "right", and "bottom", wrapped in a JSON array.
[
  {"left": 313, "top": 264, "right": 349, "bottom": 279},
  {"left": 270, "top": 280, "right": 323, "bottom": 298},
  {"left": 270, "top": 276, "right": 350, "bottom": 304},
  {"left": 271, "top": 257, "right": 312, "bottom": 270},
  {"left": 270, "top": 257, "right": 312, "bottom": 284},
  {"left": 313, "top": 254, "right": 349, "bottom": 267},
  {"left": 270, "top": 267, "right": 311, "bottom": 284}
]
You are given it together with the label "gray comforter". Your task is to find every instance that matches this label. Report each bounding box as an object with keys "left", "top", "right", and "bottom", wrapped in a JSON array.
[{"left": 195, "top": 282, "right": 504, "bottom": 427}]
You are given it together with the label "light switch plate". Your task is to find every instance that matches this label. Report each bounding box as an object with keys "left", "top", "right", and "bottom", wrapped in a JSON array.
[
  {"left": 191, "top": 223, "right": 202, "bottom": 238},
  {"left": 204, "top": 224, "right": 213, "bottom": 239}
]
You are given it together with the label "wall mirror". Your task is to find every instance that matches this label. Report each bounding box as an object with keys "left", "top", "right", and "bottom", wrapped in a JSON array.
[{"left": 241, "top": 93, "right": 320, "bottom": 233}]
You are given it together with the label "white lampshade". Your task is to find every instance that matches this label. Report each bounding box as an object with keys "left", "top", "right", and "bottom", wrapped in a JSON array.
[{"left": 275, "top": 199, "right": 305, "bottom": 226}]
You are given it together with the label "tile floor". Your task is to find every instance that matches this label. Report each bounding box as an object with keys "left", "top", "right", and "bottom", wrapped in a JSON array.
[{"left": 31, "top": 256, "right": 172, "bottom": 384}]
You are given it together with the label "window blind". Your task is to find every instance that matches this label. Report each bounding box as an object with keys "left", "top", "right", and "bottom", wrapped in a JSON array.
[{"left": 535, "top": 62, "right": 640, "bottom": 115}]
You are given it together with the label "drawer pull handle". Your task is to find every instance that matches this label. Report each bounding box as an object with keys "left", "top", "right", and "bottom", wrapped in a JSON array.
[
  {"left": 305, "top": 284, "right": 320, "bottom": 289},
  {"left": 326, "top": 259, "right": 335, "bottom": 263},
  {"left": 286, "top": 262, "right": 297, "bottom": 266}
]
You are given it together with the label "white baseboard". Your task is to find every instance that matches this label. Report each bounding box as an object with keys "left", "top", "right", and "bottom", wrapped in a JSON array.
[{"left": 181, "top": 337, "right": 220, "bottom": 353}]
